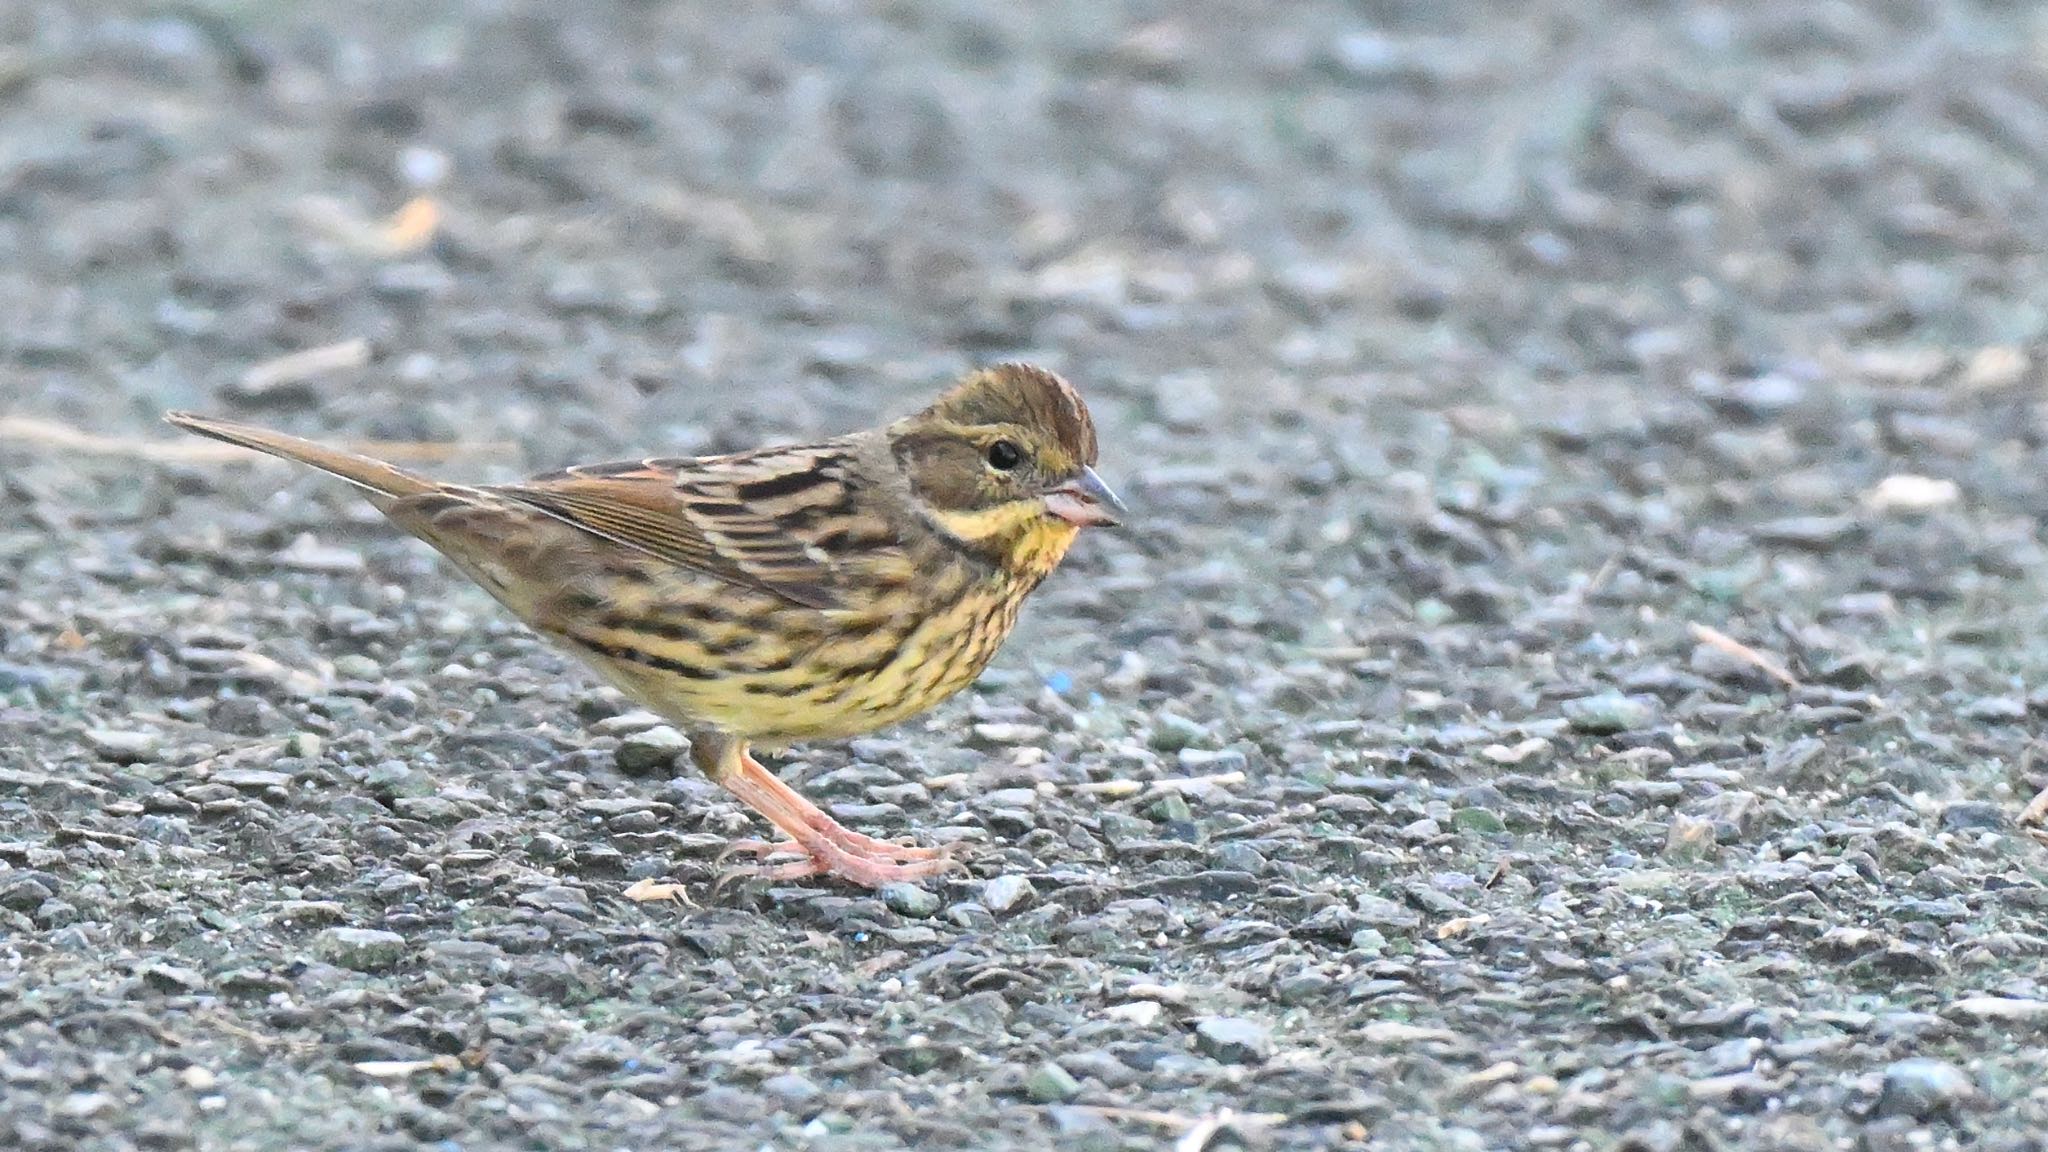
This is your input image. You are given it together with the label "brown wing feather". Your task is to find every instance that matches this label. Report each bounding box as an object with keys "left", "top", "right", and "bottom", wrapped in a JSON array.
[{"left": 487, "top": 442, "right": 873, "bottom": 611}]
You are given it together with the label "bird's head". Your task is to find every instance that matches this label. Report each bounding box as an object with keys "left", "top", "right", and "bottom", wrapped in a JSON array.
[{"left": 890, "top": 363, "right": 1126, "bottom": 576}]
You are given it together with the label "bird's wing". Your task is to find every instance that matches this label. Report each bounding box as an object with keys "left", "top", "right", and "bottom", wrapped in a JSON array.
[{"left": 490, "top": 442, "right": 885, "bottom": 611}]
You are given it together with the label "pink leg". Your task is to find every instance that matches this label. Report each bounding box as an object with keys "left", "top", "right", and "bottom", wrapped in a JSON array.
[
  {"left": 703, "top": 743, "right": 959, "bottom": 889},
  {"left": 723, "top": 751, "right": 945, "bottom": 862}
]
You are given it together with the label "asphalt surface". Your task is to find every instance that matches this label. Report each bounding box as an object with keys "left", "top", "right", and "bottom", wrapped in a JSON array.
[{"left": 3, "top": 2, "right": 2048, "bottom": 1149}]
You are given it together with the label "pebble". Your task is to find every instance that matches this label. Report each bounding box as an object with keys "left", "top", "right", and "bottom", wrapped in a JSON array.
[
  {"left": 1877, "top": 1058, "right": 1977, "bottom": 1119},
  {"left": 332, "top": 654, "right": 382, "bottom": 681},
  {"left": 1664, "top": 813, "right": 1718, "bottom": 861},
  {"left": 1354, "top": 895, "right": 1421, "bottom": 931},
  {"left": 879, "top": 882, "right": 940, "bottom": 918},
  {"left": 1561, "top": 694, "right": 1657, "bottom": 734},
  {"left": 615, "top": 726, "right": 689, "bottom": 775},
  {"left": 313, "top": 927, "right": 410, "bottom": 972},
  {"left": 761, "top": 1072, "right": 820, "bottom": 1106},
  {"left": 1148, "top": 711, "right": 1211, "bottom": 752},
  {"left": 0, "top": 873, "right": 57, "bottom": 911},
  {"left": 1752, "top": 515, "right": 1863, "bottom": 550},
  {"left": 1945, "top": 996, "right": 2048, "bottom": 1025},
  {"left": 1449, "top": 808, "right": 1506, "bottom": 834},
  {"left": 1025, "top": 1061, "right": 1083, "bottom": 1103},
  {"left": 85, "top": 729, "right": 161, "bottom": 764},
  {"left": 981, "top": 875, "right": 1036, "bottom": 915},
  {"left": 1193, "top": 1016, "right": 1273, "bottom": 1065},
  {"left": 1152, "top": 372, "right": 1222, "bottom": 430}
]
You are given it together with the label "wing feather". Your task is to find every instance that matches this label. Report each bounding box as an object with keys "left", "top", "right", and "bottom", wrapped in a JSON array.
[{"left": 487, "top": 443, "right": 873, "bottom": 610}]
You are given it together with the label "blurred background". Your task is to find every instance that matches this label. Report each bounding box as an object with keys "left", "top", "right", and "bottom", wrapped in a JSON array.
[{"left": 4, "top": 2, "right": 2048, "bottom": 1149}]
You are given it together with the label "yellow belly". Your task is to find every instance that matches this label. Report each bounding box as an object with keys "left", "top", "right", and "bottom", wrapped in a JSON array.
[{"left": 562, "top": 571, "right": 1030, "bottom": 747}]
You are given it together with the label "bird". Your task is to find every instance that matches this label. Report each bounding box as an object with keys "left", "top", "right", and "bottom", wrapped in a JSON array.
[{"left": 165, "top": 363, "right": 1125, "bottom": 888}]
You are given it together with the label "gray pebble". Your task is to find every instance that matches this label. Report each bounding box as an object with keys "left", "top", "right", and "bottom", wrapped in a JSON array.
[
  {"left": 1025, "top": 1060, "right": 1083, "bottom": 1103},
  {"left": 313, "top": 927, "right": 409, "bottom": 972},
  {"left": 616, "top": 725, "right": 690, "bottom": 775},
  {"left": 0, "top": 873, "right": 57, "bottom": 911},
  {"left": 762, "top": 1072, "right": 820, "bottom": 1106},
  {"left": 1148, "top": 710, "right": 1211, "bottom": 752},
  {"left": 1561, "top": 694, "right": 1658, "bottom": 734},
  {"left": 1878, "top": 1057, "right": 1977, "bottom": 1119},
  {"left": 1938, "top": 802, "right": 2007, "bottom": 832},
  {"left": 332, "top": 654, "right": 382, "bottom": 681},
  {"left": 1152, "top": 372, "right": 1222, "bottom": 430},
  {"left": 981, "top": 874, "right": 1036, "bottom": 915},
  {"left": 1753, "top": 515, "right": 1864, "bottom": 550},
  {"left": 879, "top": 882, "right": 940, "bottom": 918},
  {"left": 85, "top": 728, "right": 161, "bottom": 764},
  {"left": 1193, "top": 1016, "right": 1273, "bottom": 1065}
]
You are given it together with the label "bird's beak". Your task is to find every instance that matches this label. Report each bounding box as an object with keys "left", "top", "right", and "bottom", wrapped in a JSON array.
[{"left": 1043, "top": 467, "right": 1127, "bottom": 527}]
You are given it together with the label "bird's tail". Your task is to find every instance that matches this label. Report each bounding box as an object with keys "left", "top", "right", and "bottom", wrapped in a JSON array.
[{"left": 163, "top": 412, "right": 437, "bottom": 500}]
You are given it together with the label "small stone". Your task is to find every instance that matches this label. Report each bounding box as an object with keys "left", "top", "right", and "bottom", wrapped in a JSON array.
[
  {"left": 1753, "top": 515, "right": 1863, "bottom": 550},
  {"left": 1208, "top": 841, "right": 1268, "bottom": 875},
  {"left": 85, "top": 729, "right": 161, "bottom": 764},
  {"left": 615, "top": 726, "right": 689, "bottom": 775},
  {"left": 0, "top": 874, "right": 56, "bottom": 911},
  {"left": 1878, "top": 1057, "right": 1977, "bottom": 1119},
  {"left": 140, "top": 964, "right": 209, "bottom": 994},
  {"left": 1152, "top": 372, "right": 1222, "bottom": 430},
  {"left": 1148, "top": 711, "right": 1211, "bottom": 752},
  {"left": 1026, "top": 1060, "right": 1084, "bottom": 1103},
  {"left": 1939, "top": 802, "right": 2007, "bottom": 833},
  {"left": 981, "top": 875, "right": 1036, "bottom": 915},
  {"left": 58, "top": 1092, "right": 113, "bottom": 1119},
  {"left": 363, "top": 760, "right": 431, "bottom": 799},
  {"left": 594, "top": 710, "right": 669, "bottom": 736},
  {"left": 516, "top": 886, "right": 593, "bottom": 917},
  {"left": 762, "top": 1073, "right": 820, "bottom": 1106},
  {"left": 1360, "top": 1021, "right": 1457, "bottom": 1044},
  {"left": 313, "top": 927, "right": 409, "bottom": 972},
  {"left": 1449, "top": 808, "right": 1506, "bottom": 834},
  {"left": 879, "top": 882, "right": 940, "bottom": 918},
  {"left": 1147, "top": 792, "right": 1194, "bottom": 824},
  {"left": 1962, "top": 345, "right": 2027, "bottom": 391},
  {"left": 1397, "top": 817, "right": 1441, "bottom": 842},
  {"left": 1945, "top": 997, "right": 2048, "bottom": 1025},
  {"left": 1561, "top": 694, "right": 1657, "bottom": 734},
  {"left": 1664, "top": 813, "right": 1718, "bottom": 861},
  {"left": 332, "top": 654, "right": 382, "bottom": 680},
  {"left": 208, "top": 696, "right": 284, "bottom": 737},
  {"left": 1105, "top": 1001, "right": 1162, "bottom": 1026},
  {"left": 1194, "top": 1016, "right": 1273, "bottom": 1065},
  {"left": 214, "top": 768, "right": 292, "bottom": 791},
  {"left": 1353, "top": 895, "right": 1421, "bottom": 931},
  {"left": 1864, "top": 474, "right": 1959, "bottom": 514},
  {"left": 1956, "top": 697, "right": 2025, "bottom": 723},
  {"left": 970, "top": 722, "right": 1048, "bottom": 746},
  {"left": 980, "top": 788, "right": 1039, "bottom": 811}
]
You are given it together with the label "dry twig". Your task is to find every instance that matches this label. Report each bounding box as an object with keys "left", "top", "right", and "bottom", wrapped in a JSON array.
[{"left": 1688, "top": 622, "right": 1800, "bottom": 689}]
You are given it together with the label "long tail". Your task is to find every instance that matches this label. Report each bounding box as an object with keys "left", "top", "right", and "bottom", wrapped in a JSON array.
[{"left": 163, "top": 412, "right": 437, "bottom": 500}]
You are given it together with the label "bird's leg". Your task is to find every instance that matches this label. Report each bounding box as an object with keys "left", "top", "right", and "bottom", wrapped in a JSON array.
[
  {"left": 695, "top": 734, "right": 955, "bottom": 888},
  {"left": 731, "top": 750, "right": 945, "bottom": 861}
]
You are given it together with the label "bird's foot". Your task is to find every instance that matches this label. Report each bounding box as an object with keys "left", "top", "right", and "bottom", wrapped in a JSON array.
[
  {"left": 715, "top": 836, "right": 963, "bottom": 889},
  {"left": 720, "top": 828, "right": 946, "bottom": 863}
]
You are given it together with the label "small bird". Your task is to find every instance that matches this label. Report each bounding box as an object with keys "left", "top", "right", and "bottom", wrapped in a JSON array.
[{"left": 166, "top": 364, "right": 1124, "bottom": 888}]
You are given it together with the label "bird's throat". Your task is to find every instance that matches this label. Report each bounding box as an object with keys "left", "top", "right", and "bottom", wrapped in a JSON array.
[{"left": 926, "top": 502, "right": 1080, "bottom": 581}]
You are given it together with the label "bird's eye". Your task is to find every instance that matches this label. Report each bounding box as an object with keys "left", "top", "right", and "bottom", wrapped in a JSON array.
[{"left": 986, "top": 440, "right": 1023, "bottom": 471}]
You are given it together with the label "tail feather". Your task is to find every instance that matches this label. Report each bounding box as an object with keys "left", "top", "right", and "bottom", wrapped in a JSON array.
[{"left": 163, "top": 412, "right": 437, "bottom": 500}]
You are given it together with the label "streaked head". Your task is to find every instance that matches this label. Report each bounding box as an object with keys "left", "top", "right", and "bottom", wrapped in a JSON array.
[{"left": 890, "top": 363, "right": 1126, "bottom": 573}]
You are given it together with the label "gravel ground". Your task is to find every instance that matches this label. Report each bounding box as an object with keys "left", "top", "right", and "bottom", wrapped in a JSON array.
[{"left": 5, "top": 1, "right": 2048, "bottom": 1149}]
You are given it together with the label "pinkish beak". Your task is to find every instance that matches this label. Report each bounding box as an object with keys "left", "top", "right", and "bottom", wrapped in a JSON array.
[{"left": 1042, "top": 467, "right": 1127, "bottom": 527}]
